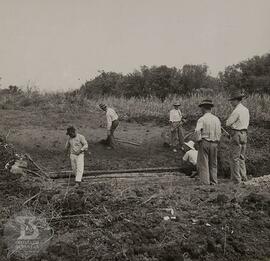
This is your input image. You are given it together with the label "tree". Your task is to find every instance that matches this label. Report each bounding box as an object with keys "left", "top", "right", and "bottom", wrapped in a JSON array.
[
  {"left": 81, "top": 71, "right": 123, "bottom": 98},
  {"left": 219, "top": 53, "right": 270, "bottom": 94},
  {"left": 180, "top": 64, "right": 215, "bottom": 95}
]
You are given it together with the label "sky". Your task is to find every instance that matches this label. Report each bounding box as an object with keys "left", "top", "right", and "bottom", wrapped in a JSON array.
[{"left": 0, "top": 0, "right": 270, "bottom": 91}]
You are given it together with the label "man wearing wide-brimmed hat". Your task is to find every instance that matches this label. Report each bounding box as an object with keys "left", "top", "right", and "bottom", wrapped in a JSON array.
[
  {"left": 195, "top": 99, "right": 221, "bottom": 185},
  {"left": 65, "top": 126, "right": 88, "bottom": 187},
  {"left": 226, "top": 90, "right": 250, "bottom": 184},
  {"left": 182, "top": 140, "right": 198, "bottom": 177},
  {"left": 99, "top": 104, "right": 119, "bottom": 149},
  {"left": 169, "top": 102, "right": 184, "bottom": 152}
]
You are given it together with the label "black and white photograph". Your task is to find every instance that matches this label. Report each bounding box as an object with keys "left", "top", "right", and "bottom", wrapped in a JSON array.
[{"left": 0, "top": 0, "right": 269, "bottom": 260}]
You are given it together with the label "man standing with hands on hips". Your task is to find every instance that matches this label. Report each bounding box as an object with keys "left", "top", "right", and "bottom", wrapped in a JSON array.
[
  {"left": 169, "top": 102, "right": 184, "bottom": 152},
  {"left": 65, "top": 126, "right": 88, "bottom": 187},
  {"left": 226, "top": 90, "right": 250, "bottom": 184}
]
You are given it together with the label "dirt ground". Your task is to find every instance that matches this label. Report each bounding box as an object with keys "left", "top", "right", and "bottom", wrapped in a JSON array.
[
  {"left": 0, "top": 109, "right": 269, "bottom": 175},
  {"left": 0, "top": 109, "right": 269, "bottom": 261}
]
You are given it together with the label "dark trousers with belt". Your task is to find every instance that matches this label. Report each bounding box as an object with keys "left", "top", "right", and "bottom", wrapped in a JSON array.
[
  {"left": 107, "top": 120, "right": 119, "bottom": 148},
  {"left": 197, "top": 139, "right": 218, "bottom": 185}
]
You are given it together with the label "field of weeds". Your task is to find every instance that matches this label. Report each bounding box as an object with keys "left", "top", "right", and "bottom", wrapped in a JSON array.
[{"left": 1, "top": 90, "right": 270, "bottom": 124}]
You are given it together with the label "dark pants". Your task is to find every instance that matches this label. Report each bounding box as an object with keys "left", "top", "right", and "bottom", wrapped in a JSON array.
[
  {"left": 182, "top": 162, "right": 197, "bottom": 176},
  {"left": 197, "top": 140, "right": 218, "bottom": 185},
  {"left": 107, "top": 120, "right": 119, "bottom": 148}
]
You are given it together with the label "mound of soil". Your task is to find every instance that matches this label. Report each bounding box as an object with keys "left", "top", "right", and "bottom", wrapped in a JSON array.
[{"left": 1, "top": 176, "right": 269, "bottom": 261}]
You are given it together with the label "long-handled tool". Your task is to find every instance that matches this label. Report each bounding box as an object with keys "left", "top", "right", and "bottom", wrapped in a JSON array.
[
  {"left": 115, "top": 138, "right": 141, "bottom": 146},
  {"left": 221, "top": 127, "right": 230, "bottom": 137}
]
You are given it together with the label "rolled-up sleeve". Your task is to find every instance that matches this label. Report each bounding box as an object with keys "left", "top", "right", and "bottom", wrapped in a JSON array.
[{"left": 195, "top": 118, "right": 203, "bottom": 141}]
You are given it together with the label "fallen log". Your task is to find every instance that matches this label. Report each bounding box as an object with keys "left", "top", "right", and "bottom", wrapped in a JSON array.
[
  {"left": 50, "top": 167, "right": 183, "bottom": 179},
  {"left": 57, "top": 174, "right": 166, "bottom": 182}
]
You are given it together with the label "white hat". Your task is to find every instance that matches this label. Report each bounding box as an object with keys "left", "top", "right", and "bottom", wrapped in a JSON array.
[{"left": 184, "top": 141, "right": 195, "bottom": 150}]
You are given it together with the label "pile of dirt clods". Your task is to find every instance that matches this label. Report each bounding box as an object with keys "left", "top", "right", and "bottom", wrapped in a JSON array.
[{"left": 1, "top": 176, "right": 269, "bottom": 261}]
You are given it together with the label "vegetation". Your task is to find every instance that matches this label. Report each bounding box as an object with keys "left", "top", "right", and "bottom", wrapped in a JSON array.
[
  {"left": 0, "top": 87, "right": 269, "bottom": 124},
  {"left": 219, "top": 53, "right": 270, "bottom": 93},
  {"left": 0, "top": 53, "right": 269, "bottom": 123},
  {"left": 80, "top": 53, "right": 270, "bottom": 99},
  {"left": 80, "top": 64, "right": 219, "bottom": 100}
]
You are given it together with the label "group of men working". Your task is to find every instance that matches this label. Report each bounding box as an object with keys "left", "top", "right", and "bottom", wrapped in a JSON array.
[
  {"left": 173, "top": 89, "right": 250, "bottom": 185},
  {"left": 65, "top": 90, "right": 250, "bottom": 187},
  {"left": 65, "top": 104, "right": 119, "bottom": 187}
]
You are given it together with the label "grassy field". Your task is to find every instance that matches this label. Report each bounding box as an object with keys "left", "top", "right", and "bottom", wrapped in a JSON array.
[{"left": 1, "top": 91, "right": 270, "bottom": 124}]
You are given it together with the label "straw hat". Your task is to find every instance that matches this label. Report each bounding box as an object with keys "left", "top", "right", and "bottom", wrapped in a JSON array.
[
  {"left": 173, "top": 102, "right": 181, "bottom": 106},
  {"left": 198, "top": 99, "right": 214, "bottom": 107},
  {"left": 184, "top": 141, "right": 195, "bottom": 150}
]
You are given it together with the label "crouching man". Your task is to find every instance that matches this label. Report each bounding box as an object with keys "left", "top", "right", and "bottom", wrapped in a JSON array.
[
  {"left": 65, "top": 126, "right": 88, "bottom": 186},
  {"left": 182, "top": 141, "right": 198, "bottom": 178}
]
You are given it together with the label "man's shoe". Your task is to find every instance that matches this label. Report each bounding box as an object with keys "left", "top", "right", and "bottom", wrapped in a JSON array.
[{"left": 74, "top": 182, "right": 81, "bottom": 188}]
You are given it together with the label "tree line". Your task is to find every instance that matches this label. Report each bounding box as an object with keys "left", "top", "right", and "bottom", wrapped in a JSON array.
[{"left": 80, "top": 53, "right": 270, "bottom": 100}]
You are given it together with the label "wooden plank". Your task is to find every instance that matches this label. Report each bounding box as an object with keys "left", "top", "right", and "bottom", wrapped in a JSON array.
[{"left": 50, "top": 167, "right": 182, "bottom": 179}]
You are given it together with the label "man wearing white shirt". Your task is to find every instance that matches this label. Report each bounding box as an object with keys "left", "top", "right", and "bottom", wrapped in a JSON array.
[
  {"left": 99, "top": 104, "right": 119, "bottom": 149},
  {"left": 65, "top": 126, "right": 88, "bottom": 186},
  {"left": 169, "top": 102, "right": 184, "bottom": 152},
  {"left": 226, "top": 90, "right": 250, "bottom": 184},
  {"left": 195, "top": 99, "right": 221, "bottom": 185},
  {"left": 182, "top": 141, "right": 198, "bottom": 177}
]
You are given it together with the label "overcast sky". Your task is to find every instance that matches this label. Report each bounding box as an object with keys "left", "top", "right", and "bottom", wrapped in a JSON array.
[{"left": 0, "top": 0, "right": 270, "bottom": 91}]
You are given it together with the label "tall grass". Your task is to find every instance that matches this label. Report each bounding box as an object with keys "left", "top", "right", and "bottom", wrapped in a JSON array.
[
  {"left": 95, "top": 93, "right": 270, "bottom": 123},
  {"left": 0, "top": 89, "right": 269, "bottom": 123}
]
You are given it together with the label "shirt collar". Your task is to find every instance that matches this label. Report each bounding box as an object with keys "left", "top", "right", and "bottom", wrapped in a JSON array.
[
  {"left": 236, "top": 102, "right": 242, "bottom": 108},
  {"left": 204, "top": 112, "right": 212, "bottom": 116}
]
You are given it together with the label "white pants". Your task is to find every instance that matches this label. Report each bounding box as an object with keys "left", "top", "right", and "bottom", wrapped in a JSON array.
[{"left": 70, "top": 153, "right": 84, "bottom": 182}]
